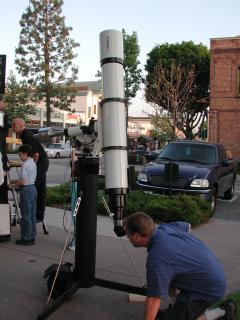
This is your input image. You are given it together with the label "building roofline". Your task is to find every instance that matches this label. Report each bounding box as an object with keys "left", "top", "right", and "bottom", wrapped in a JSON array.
[
  {"left": 210, "top": 36, "right": 240, "bottom": 41},
  {"left": 128, "top": 116, "right": 152, "bottom": 120}
]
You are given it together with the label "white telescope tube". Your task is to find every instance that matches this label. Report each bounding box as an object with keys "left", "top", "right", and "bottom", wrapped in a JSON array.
[{"left": 100, "top": 29, "right": 128, "bottom": 236}]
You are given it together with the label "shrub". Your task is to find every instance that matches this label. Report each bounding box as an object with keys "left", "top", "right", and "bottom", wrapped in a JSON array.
[
  {"left": 98, "top": 176, "right": 105, "bottom": 190},
  {"left": 97, "top": 190, "right": 212, "bottom": 227},
  {"left": 47, "top": 183, "right": 211, "bottom": 227},
  {"left": 46, "top": 183, "right": 71, "bottom": 206}
]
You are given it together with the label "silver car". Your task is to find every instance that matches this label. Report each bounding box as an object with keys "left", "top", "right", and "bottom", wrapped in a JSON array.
[{"left": 44, "top": 143, "right": 71, "bottom": 158}]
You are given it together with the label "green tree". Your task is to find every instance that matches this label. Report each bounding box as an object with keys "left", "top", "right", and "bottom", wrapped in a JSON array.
[
  {"left": 15, "top": 0, "right": 80, "bottom": 126},
  {"left": 144, "top": 41, "right": 210, "bottom": 139},
  {"left": 146, "top": 61, "right": 199, "bottom": 139},
  {"left": 151, "top": 114, "right": 173, "bottom": 145},
  {"left": 3, "top": 72, "right": 36, "bottom": 122},
  {"left": 122, "top": 29, "right": 142, "bottom": 113}
]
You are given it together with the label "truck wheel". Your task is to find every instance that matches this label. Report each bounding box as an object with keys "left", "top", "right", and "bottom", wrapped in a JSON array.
[
  {"left": 224, "top": 183, "right": 235, "bottom": 200},
  {"left": 210, "top": 188, "right": 217, "bottom": 216}
]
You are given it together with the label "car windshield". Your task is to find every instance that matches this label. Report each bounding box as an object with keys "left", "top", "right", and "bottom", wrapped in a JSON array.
[
  {"left": 156, "top": 143, "right": 217, "bottom": 165},
  {"left": 46, "top": 144, "right": 61, "bottom": 149}
]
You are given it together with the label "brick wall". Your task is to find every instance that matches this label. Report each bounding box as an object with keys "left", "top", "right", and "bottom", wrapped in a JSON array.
[{"left": 209, "top": 37, "right": 240, "bottom": 158}]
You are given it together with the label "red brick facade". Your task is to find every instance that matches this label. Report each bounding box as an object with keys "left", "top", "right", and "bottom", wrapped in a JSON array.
[{"left": 208, "top": 37, "right": 240, "bottom": 158}]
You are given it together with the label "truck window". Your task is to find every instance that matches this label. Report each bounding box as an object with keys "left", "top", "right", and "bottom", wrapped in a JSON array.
[{"left": 158, "top": 143, "right": 216, "bottom": 165}]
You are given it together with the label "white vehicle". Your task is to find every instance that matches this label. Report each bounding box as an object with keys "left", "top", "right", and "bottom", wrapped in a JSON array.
[{"left": 44, "top": 143, "right": 71, "bottom": 158}]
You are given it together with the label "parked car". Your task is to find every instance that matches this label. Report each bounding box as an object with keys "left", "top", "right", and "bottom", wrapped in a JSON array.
[
  {"left": 44, "top": 143, "right": 71, "bottom": 158},
  {"left": 137, "top": 140, "right": 239, "bottom": 214}
]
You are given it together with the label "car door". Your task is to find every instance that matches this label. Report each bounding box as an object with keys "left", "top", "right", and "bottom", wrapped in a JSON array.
[{"left": 60, "top": 144, "right": 67, "bottom": 157}]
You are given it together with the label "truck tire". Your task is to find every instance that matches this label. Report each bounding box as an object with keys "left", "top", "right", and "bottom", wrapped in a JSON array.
[{"left": 224, "top": 183, "right": 235, "bottom": 200}]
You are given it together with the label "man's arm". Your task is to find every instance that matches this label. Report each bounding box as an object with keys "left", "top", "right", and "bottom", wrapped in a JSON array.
[
  {"left": 144, "top": 296, "right": 161, "bottom": 320},
  {"left": 9, "top": 178, "right": 25, "bottom": 188}
]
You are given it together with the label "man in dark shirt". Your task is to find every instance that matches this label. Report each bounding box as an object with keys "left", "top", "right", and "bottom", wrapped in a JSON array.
[
  {"left": 12, "top": 118, "right": 49, "bottom": 223},
  {"left": 0, "top": 107, "right": 9, "bottom": 204}
]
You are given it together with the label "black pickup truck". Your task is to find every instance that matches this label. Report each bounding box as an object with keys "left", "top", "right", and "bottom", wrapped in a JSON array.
[{"left": 137, "top": 140, "right": 239, "bottom": 213}]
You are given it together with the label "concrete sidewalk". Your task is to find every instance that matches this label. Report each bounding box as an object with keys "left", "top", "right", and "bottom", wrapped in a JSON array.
[{"left": 0, "top": 206, "right": 240, "bottom": 320}]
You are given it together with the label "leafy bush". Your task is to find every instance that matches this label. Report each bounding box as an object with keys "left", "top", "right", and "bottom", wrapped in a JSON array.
[
  {"left": 98, "top": 176, "right": 105, "bottom": 190},
  {"left": 46, "top": 183, "right": 71, "bottom": 206},
  {"left": 47, "top": 182, "right": 211, "bottom": 227},
  {"left": 97, "top": 190, "right": 211, "bottom": 227}
]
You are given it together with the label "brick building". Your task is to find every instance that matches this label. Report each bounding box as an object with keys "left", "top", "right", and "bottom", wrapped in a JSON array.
[{"left": 208, "top": 36, "right": 240, "bottom": 158}]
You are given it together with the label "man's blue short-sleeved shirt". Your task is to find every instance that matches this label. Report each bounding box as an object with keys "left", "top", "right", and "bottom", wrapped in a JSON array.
[{"left": 146, "top": 222, "right": 226, "bottom": 303}]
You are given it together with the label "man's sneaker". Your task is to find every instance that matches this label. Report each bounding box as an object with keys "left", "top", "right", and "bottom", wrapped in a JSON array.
[
  {"left": 15, "top": 239, "right": 35, "bottom": 246},
  {"left": 221, "top": 299, "right": 237, "bottom": 320}
]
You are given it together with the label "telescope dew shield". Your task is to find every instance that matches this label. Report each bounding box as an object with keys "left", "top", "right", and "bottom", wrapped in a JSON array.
[{"left": 100, "top": 30, "right": 128, "bottom": 237}]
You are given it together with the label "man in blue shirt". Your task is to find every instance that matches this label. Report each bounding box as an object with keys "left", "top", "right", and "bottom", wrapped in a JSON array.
[{"left": 124, "top": 212, "right": 226, "bottom": 320}]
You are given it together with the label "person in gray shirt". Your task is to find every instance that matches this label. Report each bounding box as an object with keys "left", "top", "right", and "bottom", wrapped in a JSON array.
[{"left": 9, "top": 144, "right": 37, "bottom": 245}]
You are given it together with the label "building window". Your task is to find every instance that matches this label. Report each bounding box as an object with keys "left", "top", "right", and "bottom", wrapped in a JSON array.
[
  {"left": 93, "top": 104, "right": 97, "bottom": 114},
  {"left": 88, "top": 106, "right": 91, "bottom": 118}
]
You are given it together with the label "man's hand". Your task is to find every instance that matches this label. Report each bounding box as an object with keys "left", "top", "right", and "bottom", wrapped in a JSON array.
[{"left": 144, "top": 297, "right": 161, "bottom": 320}]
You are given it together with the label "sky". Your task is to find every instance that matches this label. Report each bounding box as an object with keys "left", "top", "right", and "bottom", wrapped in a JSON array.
[{"left": 0, "top": 0, "right": 240, "bottom": 116}]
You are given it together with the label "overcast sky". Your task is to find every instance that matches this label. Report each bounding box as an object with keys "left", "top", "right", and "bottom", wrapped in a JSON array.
[{"left": 0, "top": 0, "right": 239, "bottom": 115}]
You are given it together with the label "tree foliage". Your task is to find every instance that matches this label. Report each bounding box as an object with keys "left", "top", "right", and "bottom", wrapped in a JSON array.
[
  {"left": 144, "top": 41, "right": 210, "bottom": 139},
  {"left": 3, "top": 72, "right": 36, "bottom": 122},
  {"left": 150, "top": 113, "right": 173, "bottom": 144},
  {"left": 147, "top": 61, "right": 202, "bottom": 139},
  {"left": 122, "top": 29, "right": 142, "bottom": 106},
  {"left": 15, "top": 0, "right": 80, "bottom": 126}
]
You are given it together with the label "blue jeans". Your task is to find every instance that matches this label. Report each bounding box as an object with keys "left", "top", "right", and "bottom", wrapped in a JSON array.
[{"left": 20, "top": 184, "right": 37, "bottom": 241}]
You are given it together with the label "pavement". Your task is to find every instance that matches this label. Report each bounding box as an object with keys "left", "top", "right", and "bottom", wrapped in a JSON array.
[{"left": 1, "top": 191, "right": 240, "bottom": 320}]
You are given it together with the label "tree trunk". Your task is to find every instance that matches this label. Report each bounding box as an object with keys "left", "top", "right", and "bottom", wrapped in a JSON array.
[
  {"left": 44, "top": 3, "right": 51, "bottom": 126},
  {"left": 46, "top": 90, "right": 51, "bottom": 126}
]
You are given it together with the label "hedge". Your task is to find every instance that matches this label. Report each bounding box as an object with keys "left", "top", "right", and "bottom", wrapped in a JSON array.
[
  {"left": 97, "top": 190, "right": 212, "bottom": 227},
  {"left": 47, "top": 183, "right": 212, "bottom": 227},
  {"left": 46, "top": 183, "right": 71, "bottom": 206}
]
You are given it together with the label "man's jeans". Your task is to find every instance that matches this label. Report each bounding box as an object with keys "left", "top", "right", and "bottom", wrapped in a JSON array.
[{"left": 20, "top": 184, "right": 37, "bottom": 241}]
